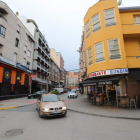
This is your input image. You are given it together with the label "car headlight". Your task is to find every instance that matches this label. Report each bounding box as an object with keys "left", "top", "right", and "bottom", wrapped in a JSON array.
[
  {"left": 62, "top": 106, "right": 67, "bottom": 110},
  {"left": 43, "top": 108, "right": 49, "bottom": 111}
]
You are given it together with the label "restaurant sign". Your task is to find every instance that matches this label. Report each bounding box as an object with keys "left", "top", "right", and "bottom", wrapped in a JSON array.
[{"left": 88, "top": 68, "right": 129, "bottom": 78}]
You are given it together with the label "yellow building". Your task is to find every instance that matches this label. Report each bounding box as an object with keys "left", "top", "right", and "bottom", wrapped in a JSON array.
[{"left": 82, "top": 0, "right": 140, "bottom": 100}]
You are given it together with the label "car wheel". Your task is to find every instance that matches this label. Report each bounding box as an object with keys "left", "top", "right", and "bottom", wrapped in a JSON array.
[
  {"left": 38, "top": 109, "right": 43, "bottom": 118},
  {"left": 75, "top": 96, "right": 77, "bottom": 98},
  {"left": 31, "top": 96, "right": 34, "bottom": 99}
]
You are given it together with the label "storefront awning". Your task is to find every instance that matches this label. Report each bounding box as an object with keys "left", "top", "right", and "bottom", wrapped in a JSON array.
[
  {"left": 79, "top": 75, "right": 125, "bottom": 86},
  {"left": 129, "top": 69, "right": 140, "bottom": 84}
]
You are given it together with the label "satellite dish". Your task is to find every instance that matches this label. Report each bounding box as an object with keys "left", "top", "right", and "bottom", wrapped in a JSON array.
[{"left": 118, "top": 0, "right": 122, "bottom": 6}]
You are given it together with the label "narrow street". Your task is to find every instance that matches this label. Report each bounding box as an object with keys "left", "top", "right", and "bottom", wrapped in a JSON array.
[{"left": 0, "top": 93, "right": 140, "bottom": 140}]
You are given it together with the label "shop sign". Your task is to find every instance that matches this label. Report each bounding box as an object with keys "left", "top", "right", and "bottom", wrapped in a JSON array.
[
  {"left": 0, "top": 56, "right": 16, "bottom": 66},
  {"left": 31, "top": 75, "right": 36, "bottom": 78},
  {"left": 88, "top": 68, "right": 129, "bottom": 78},
  {"left": 83, "top": 83, "right": 97, "bottom": 86},
  {"left": 98, "top": 81, "right": 112, "bottom": 85},
  {"left": 16, "top": 63, "right": 32, "bottom": 74}
]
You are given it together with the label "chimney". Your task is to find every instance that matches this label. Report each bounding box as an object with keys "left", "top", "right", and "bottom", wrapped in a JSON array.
[{"left": 16, "top": 12, "right": 19, "bottom": 16}]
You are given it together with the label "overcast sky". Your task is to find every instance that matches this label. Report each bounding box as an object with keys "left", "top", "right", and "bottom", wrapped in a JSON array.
[{"left": 3, "top": 0, "right": 140, "bottom": 71}]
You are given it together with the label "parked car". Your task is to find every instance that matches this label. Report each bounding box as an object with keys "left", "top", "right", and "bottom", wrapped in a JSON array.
[
  {"left": 28, "top": 91, "right": 47, "bottom": 99},
  {"left": 64, "top": 88, "right": 68, "bottom": 93},
  {"left": 68, "top": 89, "right": 78, "bottom": 98},
  {"left": 36, "top": 94, "right": 67, "bottom": 117}
]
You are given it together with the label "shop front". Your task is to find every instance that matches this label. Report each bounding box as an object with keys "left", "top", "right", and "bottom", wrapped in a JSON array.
[
  {"left": 0, "top": 62, "right": 32, "bottom": 100},
  {"left": 80, "top": 68, "right": 140, "bottom": 108}
]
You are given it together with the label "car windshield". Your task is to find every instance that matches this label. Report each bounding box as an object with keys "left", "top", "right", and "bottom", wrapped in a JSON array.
[{"left": 42, "top": 95, "right": 60, "bottom": 102}]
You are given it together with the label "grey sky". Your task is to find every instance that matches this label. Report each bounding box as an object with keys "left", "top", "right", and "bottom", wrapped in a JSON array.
[{"left": 3, "top": 0, "right": 140, "bottom": 71}]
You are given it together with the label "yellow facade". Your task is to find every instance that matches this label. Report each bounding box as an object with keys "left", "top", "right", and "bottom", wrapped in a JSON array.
[{"left": 84, "top": 0, "right": 140, "bottom": 75}]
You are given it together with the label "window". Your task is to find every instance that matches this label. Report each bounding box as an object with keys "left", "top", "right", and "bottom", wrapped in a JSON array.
[
  {"left": 86, "top": 21, "right": 90, "bottom": 38},
  {"left": 134, "top": 16, "right": 140, "bottom": 25},
  {"left": 26, "top": 61, "right": 30, "bottom": 69},
  {"left": 108, "top": 39, "right": 121, "bottom": 60},
  {"left": 0, "top": 25, "right": 6, "bottom": 37},
  {"left": 92, "top": 13, "right": 101, "bottom": 32},
  {"left": 23, "top": 58, "right": 26, "bottom": 66},
  {"left": 27, "top": 50, "right": 31, "bottom": 58},
  {"left": 104, "top": 9, "right": 116, "bottom": 27},
  {"left": 94, "top": 42, "right": 105, "bottom": 62},
  {"left": 15, "top": 38, "right": 19, "bottom": 47},
  {"left": 25, "top": 34, "right": 28, "bottom": 41},
  {"left": 24, "top": 46, "right": 27, "bottom": 53},
  {"left": 13, "top": 53, "right": 17, "bottom": 62},
  {"left": 17, "top": 25, "right": 20, "bottom": 33},
  {"left": 88, "top": 48, "right": 92, "bottom": 65}
]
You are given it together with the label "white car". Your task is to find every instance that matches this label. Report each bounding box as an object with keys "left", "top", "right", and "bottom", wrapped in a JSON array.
[{"left": 68, "top": 90, "right": 78, "bottom": 98}]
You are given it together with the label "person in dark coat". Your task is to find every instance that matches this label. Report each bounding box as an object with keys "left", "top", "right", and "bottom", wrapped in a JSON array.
[{"left": 109, "top": 88, "right": 116, "bottom": 106}]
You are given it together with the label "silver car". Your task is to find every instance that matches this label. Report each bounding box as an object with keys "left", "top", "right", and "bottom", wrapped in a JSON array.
[{"left": 68, "top": 89, "right": 78, "bottom": 98}]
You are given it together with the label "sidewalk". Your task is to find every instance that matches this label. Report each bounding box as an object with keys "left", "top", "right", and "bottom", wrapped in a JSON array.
[
  {"left": 0, "top": 97, "right": 36, "bottom": 110},
  {"left": 64, "top": 94, "right": 140, "bottom": 120}
]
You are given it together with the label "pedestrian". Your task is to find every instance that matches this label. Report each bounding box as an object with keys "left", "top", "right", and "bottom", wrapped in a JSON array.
[{"left": 109, "top": 88, "right": 116, "bottom": 106}]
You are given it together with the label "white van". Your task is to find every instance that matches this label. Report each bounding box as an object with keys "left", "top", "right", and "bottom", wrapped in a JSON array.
[{"left": 54, "top": 88, "right": 64, "bottom": 93}]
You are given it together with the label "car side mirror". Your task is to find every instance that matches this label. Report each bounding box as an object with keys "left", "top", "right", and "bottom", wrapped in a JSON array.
[{"left": 38, "top": 100, "right": 40, "bottom": 103}]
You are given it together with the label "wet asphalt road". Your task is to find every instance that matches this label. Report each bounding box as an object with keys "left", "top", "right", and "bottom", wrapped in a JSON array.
[{"left": 0, "top": 94, "right": 140, "bottom": 140}]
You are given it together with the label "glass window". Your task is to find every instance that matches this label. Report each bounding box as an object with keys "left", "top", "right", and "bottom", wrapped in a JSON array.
[
  {"left": 88, "top": 48, "right": 92, "bottom": 65},
  {"left": 27, "top": 50, "right": 31, "bottom": 57},
  {"left": 134, "top": 16, "right": 140, "bottom": 25},
  {"left": 26, "top": 61, "right": 30, "bottom": 69},
  {"left": 86, "top": 21, "right": 90, "bottom": 38},
  {"left": 42, "top": 95, "right": 60, "bottom": 102},
  {"left": 24, "top": 46, "right": 27, "bottom": 53},
  {"left": 13, "top": 53, "right": 17, "bottom": 62},
  {"left": 92, "top": 13, "right": 101, "bottom": 32},
  {"left": 17, "top": 25, "right": 20, "bottom": 33},
  {"left": 0, "top": 25, "right": 6, "bottom": 37},
  {"left": 95, "top": 42, "right": 105, "bottom": 62},
  {"left": 108, "top": 39, "right": 121, "bottom": 60},
  {"left": 25, "top": 34, "right": 28, "bottom": 41},
  {"left": 15, "top": 38, "right": 19, "bottom": 47},
  {"left": 104, "top": 9, "right": 116, "bottom": 27}
]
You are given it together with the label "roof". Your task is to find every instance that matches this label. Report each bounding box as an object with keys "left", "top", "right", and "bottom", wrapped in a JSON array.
[{"left": 119, "top": 6, "right": 140, "bottom": 12}]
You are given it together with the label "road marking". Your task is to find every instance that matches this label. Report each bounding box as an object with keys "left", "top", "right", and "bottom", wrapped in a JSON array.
[{"left": 0, "top": 107, "right": 17, "bottom": 110}]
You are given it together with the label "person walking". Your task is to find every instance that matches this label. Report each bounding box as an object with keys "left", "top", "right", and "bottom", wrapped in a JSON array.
[{"left": 109, "top": 88, "right": 116, "bottom": 106}]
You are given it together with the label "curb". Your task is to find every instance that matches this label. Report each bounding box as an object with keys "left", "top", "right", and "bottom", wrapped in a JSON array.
[
  {"left": 0, "top": 103, "right": 36, "bottom": 110},
  {"left": 67, "top": 108, "right": 140, "bottom": 121},
  {"left": 0, "top": 107, "right": 17, "bottom": 110}
]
